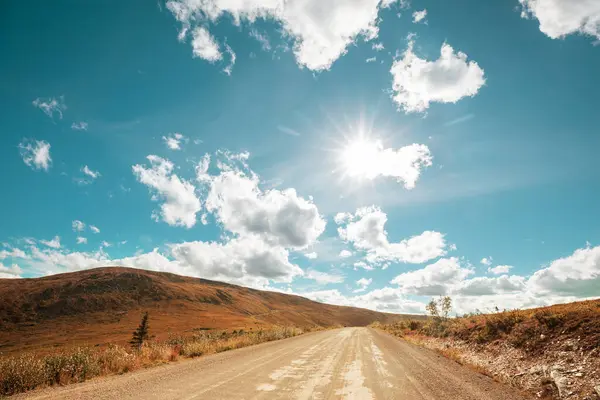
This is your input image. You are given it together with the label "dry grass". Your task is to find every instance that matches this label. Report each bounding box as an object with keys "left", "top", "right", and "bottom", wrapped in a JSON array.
[
  {"left": 374, "top": 299, "right": 600, "bottom": 354},
  {"left": 0, "top": 326, "right": 304, "bottom": 396}
]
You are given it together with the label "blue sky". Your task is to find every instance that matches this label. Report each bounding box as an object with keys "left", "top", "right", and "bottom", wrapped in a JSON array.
[{"left": 1, "top": 0, "right": 600, "bottom": 314}]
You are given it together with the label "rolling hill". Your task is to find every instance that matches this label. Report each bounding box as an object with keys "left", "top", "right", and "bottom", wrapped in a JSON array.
[{"left": 0, "top": 267, "right": 412, "bottom": 354}]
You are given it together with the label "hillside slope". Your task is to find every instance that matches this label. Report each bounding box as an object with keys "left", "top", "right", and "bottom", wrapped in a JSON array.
[{"left": 0, "top": 267, "right": 410, "bottom": 354}]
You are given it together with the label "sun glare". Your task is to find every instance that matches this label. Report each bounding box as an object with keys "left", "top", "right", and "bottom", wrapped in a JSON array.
[{"left": 340, "top": 138, "right": 382, "bottom": 180}]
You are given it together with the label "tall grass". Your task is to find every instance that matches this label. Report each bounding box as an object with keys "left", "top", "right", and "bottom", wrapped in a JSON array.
[{"left": 0, "top": 326, "right": 304, "bottom": 396}]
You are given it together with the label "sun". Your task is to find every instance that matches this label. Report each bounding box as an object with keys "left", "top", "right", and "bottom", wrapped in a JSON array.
[{"left": 339, "top": 137, "right": 382, "bottom": 181}]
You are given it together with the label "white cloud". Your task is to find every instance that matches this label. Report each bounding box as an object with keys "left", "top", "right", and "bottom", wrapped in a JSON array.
[
  {"left": 191, "top": 27, "right": 222, "bottom": 62},
  {"left": 223, "top": 43, "right": 236, "bottom": 76},
  {"left": 76, "top": 237, "right": 88, "bottom": 245},
  {"left": 338, "top": 206, "right": 447, "bottom": 264},
  {"left": 353, "top": 261, "right": 375, "bottom": 270},
  {"left": 0, "top": 248, "right": 28, "bottom": 260},
  {"left": 391, "top": 257, "right": 474, "bottom": 295},
  {"left": 340, "top": 140, "right": 432, "bottom": 188},
  {"left": 171, "top": 235, "right": 303, "bottom": 284},
  {"left": 305, "top": 252, "right": 318, "bottom": 259},
  {"left": 334, "top": 212, "right": 352, "bottom": 225},
  {"left": 390, "top": 40, "right": 485, "bottom": 113},
  {"left": 32, "top": 96, "right": 66, "bottom": 119},
  {"left": 40, "top": 236, "right": 61, "bottom": 249},
  {"left": 204, "top": 164, "right": 326, "bottom": 249},
  {"left": 372, "top": 42, "right": 384, "bottom": 51},
  {"left": 366, "top": 56, "right": 377, "bottom": 63},
  {"left": 353, "top": 277, "right": 372, "bottom": 293},
  {"left": 250, "top": 30, "right": 272, "bottom": 51},
  {"left": 339, "top": 249, "right": 353, "bottom": 258},
  {"left": 305, "top": 269, "right": 344, "bottom": 284},
  {"left": 71, "top": 121, "right": 88, "bottom": 131},
  {"left": 163, "top": 133, "right": 187, "bottom": 150},
  {"left": 90, "top": 225, "right": 100, "bottom": 234},
  {"left": 82, "top": 165, "right": 101, "bottom": 179},
  {"left": 301, "top": 286, "right": 426, "bottom": 314},
  {"left": 19, "top": 139, "right": 52, "bottom": 171},
  {"left": 488, "top": 264, "right": 513, "bottom": 275},
  {"left": 412, "top": 9, "right": 427, "bottom": 23},
  {"left": 528, "top": 244, "right": 600, "bottom": 297},
  {"left": 72, "top": 220, "right": 86, "bottom": 232},
  {"left": 480, "top": 256, "right": 493, "bottom": 266},
  {"left": 132, "top": 155, "right": 202, "bottom": 228},
  {"left": 455, "top": 275, "right": 526, "bottom": 296},
  {"left": 0, "top": 263, "right": 22, "bottom": 279},
  {"left": 167, "top": 0, "right": 398, "bottom": 71},
  {"left": 519, "top": 0, "right": 600, "bottom": 42}
]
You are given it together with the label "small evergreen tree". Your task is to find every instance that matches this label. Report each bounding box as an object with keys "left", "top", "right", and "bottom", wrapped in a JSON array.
[{"left": 130, "top": 312, "right": 150, "bottom": 350}]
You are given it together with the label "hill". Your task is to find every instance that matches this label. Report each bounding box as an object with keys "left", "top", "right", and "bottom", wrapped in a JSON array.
[{"left": 0, "top": 267, "right": 412, "bottom": 354}]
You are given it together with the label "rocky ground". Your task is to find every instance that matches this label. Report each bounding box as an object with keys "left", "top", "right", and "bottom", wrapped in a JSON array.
[{"left": 407, "top": 335, "right": 600, "bottom": 400}]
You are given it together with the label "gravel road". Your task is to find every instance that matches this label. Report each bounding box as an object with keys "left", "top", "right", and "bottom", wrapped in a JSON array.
[{"left": 18, "top": 327, "right": 528, "bottom": 399}]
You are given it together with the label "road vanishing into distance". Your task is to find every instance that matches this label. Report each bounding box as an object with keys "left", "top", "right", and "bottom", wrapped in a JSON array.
[{"left": 20, "top": 328, "right": 527, "bottom": 400}]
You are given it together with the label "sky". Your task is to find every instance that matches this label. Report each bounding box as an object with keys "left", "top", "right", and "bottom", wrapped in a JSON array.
[{"left": 1, "top": 0, "right": 600, "bottom": 315}]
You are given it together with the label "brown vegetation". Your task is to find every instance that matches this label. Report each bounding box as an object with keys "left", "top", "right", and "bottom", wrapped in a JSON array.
[
  {"left": 0, "top": 326, "right": 305, "bottom": 396},
  {"left": 0, "top": 267, "right": 407, "bottom": 355},
  {"left": 374, "top": 298, "right": 600, "bottom": 399}
]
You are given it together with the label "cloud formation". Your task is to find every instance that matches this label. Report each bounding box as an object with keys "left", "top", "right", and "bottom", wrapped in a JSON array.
[
  {"left": 19, "top": 139, "right": 52, "bottom": 171},
  {"left": 32, "top": 97, "right": 66, "bottom": 119},
  {"left": 390, "top": 41, "right": 485, "bottom": 113},
  {"left": 519, "top": 0, "right": 600, "bottom": 42},
  {"left": 338, "top": 206, "right": 447, "bottom": 265},
  {"left": 167, "top": 0, "right": 398, "bottom": 71},
  {"left": 132, "top": 155, "right": 202, "bottom": 228},
  {"left": 340, "top": 140, "right": 432, "bottom": 188}
]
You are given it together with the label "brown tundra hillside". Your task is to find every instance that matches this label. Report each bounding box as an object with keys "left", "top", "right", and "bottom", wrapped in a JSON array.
[{"left": 0, "top": 267, "right": 416, "bottom": 354}]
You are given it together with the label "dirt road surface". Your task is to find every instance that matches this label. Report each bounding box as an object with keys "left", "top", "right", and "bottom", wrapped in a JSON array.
[{"left": 18, "top": 328, "right": 528, "bottom": 399}]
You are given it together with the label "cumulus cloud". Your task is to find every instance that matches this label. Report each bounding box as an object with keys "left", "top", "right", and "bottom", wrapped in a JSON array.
[
  {"left": 480, "top": 257, "right": 493, "bottom": 266},
  {"left": 519, "top": 0, "right": 600, "bottom": 42},
  {"left": 132, "top": 155, "right": 202, "bottom": 228},
  {"left": 412, "top": 9, "right": 427, "bottom": 23},
  {"left": 191, "top": 27, "right": 222, "bottom": 62},
  {"left": 528, "top": 244, "right": 600, "bottom": 297},
  {"left": 305, "top": 252, "right": 318, "bottom": 259},
  {"left": 72, "top": 220, "right": 86, "bottom": 232},
  {"left": 32, "top": 96, "right": 66, "bottom": 119},
  {"left": 488, "top": 265, "right": 513, "bottom": 275},
  {"left": 338, "top": 206, "right": 447, "bottom": 264},
  {"left": 301, "top": 286, "right": 426, "bottom": 314},
  {"left": 340, "top": 140, "right": 432, "bottom": 189},
  {"left": 19, "top": 139, "right": 52, "bottom": 171},
  {"left": 391, "top": 257, "right": 474, "bottom": 295},
  {"left": 71, "top": 122, "right": 88, "bottom": 131},
  {"left": 204, "top": 164, "right": 326, "bottom": 249},
  {"left": 0, "top": 263, "right": 22, "bottom": 279},
  {"left": 167, "top": 0, "right": 397, "bottom": 71},
  {"left": 90, "top": 225, "right": 100, "bottom": 234},
  {"left": 76, "top": 237, "right": 88, "bottom": 245},
  {"left": 305, "top": 269, "right": 344, "bottom": 284},
  {"left": 163, "top": 133, "right": 187, "bottom": 150},
  {"left": 455, "top": 275, "right": 526, "bottom": 296},
  {"left": 353, "top": 277, "right": 372, "bottom": 293},
  {"left": 339, "top": 249, "right": 353, "bottom": 258},
  {"left": 171, "top": 236, "right": 303, "bottom": 284},
  {"left": 390, "top": 40, "right": 485, "bottom": 113}
]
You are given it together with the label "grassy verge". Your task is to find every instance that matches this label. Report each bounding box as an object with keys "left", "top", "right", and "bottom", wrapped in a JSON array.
[{"left": 0, "top": 326, "right": 306, "bottom": 396}]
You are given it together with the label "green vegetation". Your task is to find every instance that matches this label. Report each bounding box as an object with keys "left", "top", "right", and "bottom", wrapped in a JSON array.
[{"left": 129, "top": 312, "right": 150, "bottom": 350}]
